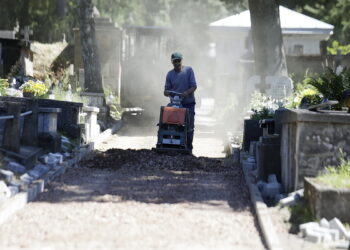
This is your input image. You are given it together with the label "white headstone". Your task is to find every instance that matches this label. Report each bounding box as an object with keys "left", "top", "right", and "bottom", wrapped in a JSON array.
[
  {"left": 265, "top": 76, "right": 293, "bottom": 100},
  {"left": 247, "top": 75, "right": 293, "bottom": 100}
]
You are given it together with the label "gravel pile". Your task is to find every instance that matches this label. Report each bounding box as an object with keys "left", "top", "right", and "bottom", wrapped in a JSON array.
[{"left": 82, "top": 148, "right": 228, "bottom": 172}]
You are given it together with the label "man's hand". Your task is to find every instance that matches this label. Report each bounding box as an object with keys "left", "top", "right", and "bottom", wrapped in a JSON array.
[
  {"left": 181, "top": 91, "right": 188, "bottom": 98},
  {"left": 164, "top": 90, "right": 170, "bottom": 97}
]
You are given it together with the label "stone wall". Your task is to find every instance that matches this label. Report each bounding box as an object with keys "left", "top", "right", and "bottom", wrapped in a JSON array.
[
  {"left": 286, "top": 54, "right": 350, "bottom": 80},
  {"left": 278, "top": 109, "right": 350, "bottom": 192}
]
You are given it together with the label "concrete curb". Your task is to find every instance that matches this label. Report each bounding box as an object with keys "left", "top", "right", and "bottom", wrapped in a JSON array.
[
  {"left": 0, "top": 120, "right": 123, "bottom": 226},
  {"left": 241, "top": 158, "right": 283, "bottom": 250},
  {"left": 0, "top": 162, "right": 69, "bottom": 226}
]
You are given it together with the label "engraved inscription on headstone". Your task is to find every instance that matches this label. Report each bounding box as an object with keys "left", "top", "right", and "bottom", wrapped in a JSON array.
[
  {"left": 247, "top": 75, "right": 293, "bottom": 100},
  {"left": 265, "top": 76, "right": 293, "bottom": 100}
]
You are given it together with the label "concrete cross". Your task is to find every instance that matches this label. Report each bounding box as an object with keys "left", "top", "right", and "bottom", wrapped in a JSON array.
[
  {"left": 20, "top": 26, "right": 33, "bottom": 45},
  {"left": 255, "top": 77, "right": 271, "bottom": 94}
]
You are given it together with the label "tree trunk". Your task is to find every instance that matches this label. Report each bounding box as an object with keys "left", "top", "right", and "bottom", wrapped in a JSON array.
[
  {"left": 76, "top": 0, "right": 103, "bottom": 93},
  {"left": 248, "top": 0, "right": 288, "bottom": 77}
]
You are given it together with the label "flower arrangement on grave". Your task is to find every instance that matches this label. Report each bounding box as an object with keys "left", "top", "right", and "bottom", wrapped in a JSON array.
[
  {"left": 19, "top": 80, "right": 48, "bottom": 97},
  {"left": 287, "top": 87, "right": 322, "bottom": 108},
  {"left": 249, "top": 91, "right": 279, "bottom": 120},
  {"left": 0, "top": 78, "right": 9, "bottom": 96}
]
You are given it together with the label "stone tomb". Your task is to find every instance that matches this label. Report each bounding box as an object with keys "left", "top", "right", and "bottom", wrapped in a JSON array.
[
  {"left": 278, "top": 109, "right": 350, "bottom": 192},
  {"left": 0, "top": 100, "right": 41, "bottom": 167},
  {"left": 0, "top": 27, "right": 34, "bottom": 78}
]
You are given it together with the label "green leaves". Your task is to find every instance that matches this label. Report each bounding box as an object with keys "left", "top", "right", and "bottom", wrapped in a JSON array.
[
  {"left": 327, "top": 40, "right": 350, "bottom": 55},
  {"left": 305, "top": 67, "right": 350, "bottom": 110}
]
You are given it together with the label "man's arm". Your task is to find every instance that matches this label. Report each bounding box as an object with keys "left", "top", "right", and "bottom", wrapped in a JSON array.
[
  {"left": 181, "top": 86, "right": 197, "bottom": 97},
  {"left": 182, "top": 67, "right": 197, "bottom": 97}
]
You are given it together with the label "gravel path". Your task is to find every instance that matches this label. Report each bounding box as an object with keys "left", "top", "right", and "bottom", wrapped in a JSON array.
[{"left": 0, "top": 124, "right": 265, "bottom": 250}]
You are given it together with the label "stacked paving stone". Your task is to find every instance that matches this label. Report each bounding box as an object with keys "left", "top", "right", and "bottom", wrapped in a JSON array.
[
  {"left": 300, "top": 218, "right": 350, "bottom": 245},
  {"left": 0, "top": 138, "right": 73, "bottom": 200},
  {"left": 241, "top": 152, "right": 285, "bottom": 204}
]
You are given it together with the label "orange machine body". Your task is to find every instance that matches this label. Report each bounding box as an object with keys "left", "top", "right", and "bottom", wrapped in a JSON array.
[{"left": 162, "top": 107, "right": 186, "bottom": 125}]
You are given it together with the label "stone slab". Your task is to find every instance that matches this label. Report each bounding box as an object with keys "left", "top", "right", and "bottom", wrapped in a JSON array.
[
  {"left": 0, "top": 146, "right": 41, "bottom": 168},
  {"left": 305, "top": 178, "right": 350, "bottom": 223}
]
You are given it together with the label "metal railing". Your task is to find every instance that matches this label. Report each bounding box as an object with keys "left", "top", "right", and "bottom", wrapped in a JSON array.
[{"left": 0, "top": 110, "right": 33, "bottom": 120}]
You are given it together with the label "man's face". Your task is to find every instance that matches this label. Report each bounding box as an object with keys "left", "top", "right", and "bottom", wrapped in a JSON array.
[{"left": 172, "top": 59, "right": 182, "bottom": 69}]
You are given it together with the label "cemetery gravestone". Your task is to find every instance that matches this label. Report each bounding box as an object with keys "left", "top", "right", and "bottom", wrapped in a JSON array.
[
  {"left": 279, "top": 109, "right": 350, "bottom": 192},
  {"left": 20, "top": 26, "right": 33, "bottom": 46},
  {"left": 247, "top": 75, "right": 293, "bottom": 100}
]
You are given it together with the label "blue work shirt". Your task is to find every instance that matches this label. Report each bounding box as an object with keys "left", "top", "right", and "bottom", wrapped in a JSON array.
[{"left": 164, "top": 66, "right": 197, "bottom": 105}]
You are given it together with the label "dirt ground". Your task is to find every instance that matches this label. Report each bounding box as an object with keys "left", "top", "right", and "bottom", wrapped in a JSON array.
[{"left": 0, "top": 123, "right": 265, "bottom": 250}]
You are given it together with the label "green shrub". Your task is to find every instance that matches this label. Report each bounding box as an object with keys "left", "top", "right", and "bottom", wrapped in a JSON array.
[{"left": 304, "top": 67, "right": 350, "bottom": 110}]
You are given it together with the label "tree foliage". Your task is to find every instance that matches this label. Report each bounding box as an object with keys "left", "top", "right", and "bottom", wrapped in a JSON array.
[
  {"left": 280, "top": 0, "right": 350, "bottom": 44},
  {"left": 2, "top": 0, "right": 349, "bottom": 44},
  {"left": 0, "top": 0, "right": 237, "bottom": 42}
]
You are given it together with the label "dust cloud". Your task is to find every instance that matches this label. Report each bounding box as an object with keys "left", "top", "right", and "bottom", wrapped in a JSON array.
[{"left": 120, "top": 1, "right": 252, "bottom": 139}]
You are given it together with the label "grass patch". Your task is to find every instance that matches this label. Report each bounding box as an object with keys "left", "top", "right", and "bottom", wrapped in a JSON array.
[
  {"left": 288, "top": 199, "right": 315, "bottom": 234},
  {"left": 316, "top": 151, "right": 350, "bottom": 189}
]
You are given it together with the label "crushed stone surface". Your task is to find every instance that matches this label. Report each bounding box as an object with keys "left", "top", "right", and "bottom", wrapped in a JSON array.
[{"left": 0, "top": 125, "right": 265, "bottom": 250}]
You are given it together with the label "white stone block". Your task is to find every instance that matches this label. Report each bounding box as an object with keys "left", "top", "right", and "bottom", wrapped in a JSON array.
[
  {"left": 313, "top": 227, "right": 339, "bottom": 242},
  {"left": 63, "top": 152, "right": 70, "bottom": 158},
  {"left": 268, "top": 174, "right": 278, "bottom": 183},
  {"left": 8, "top": 185, "right": 19, "bottom": 197},
  {"left": 6, "top": 162, "right": 26, "bottom": 175},
  {"left": 0, "top": 169, "right": 14, "bottom": 182},
  {"left": 48, "top": 153, "right": 63, "bottom": 164},
  {"left": 62, "top": 145, "right": 69, "bottom": 153},
  {"left": 243, "top": 157, "right": 256, "bottom": 171},
  {"left": 320, "top": 218, "right": 330, "bottom": 228},
  {"left": 0, "top": 181, "right": 11, "bottom": 197},
  {"left": 304, "top": 228, "right": 322, "bottom": 243},
  {"left": 20, "top": 173, "right": 34, "bottom": 185},
  {"left": 256, "top": 180, "right": 266, "bottom": 191},
  {"left": 28, "top": 165, "right": 50, "bottom": 179},
  {"left": 300, "top": 222, "right": 319, "bottom": 236},
  {"left": 39, "top": 155, "right": 49, "bottom": 164},
  {"left": 329, "top": 218, "right": 350, "bottom": 240},
  {"left": 328, "top": 229, "right": 340, "bottom": 242},
  {"left": 262, "top": 182, "right": 282, "bottom": 198}
]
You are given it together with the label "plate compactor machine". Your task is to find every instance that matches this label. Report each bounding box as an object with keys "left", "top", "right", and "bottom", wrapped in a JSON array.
[{"left": 153, "top": 91, "right": 191, "bottom": 154}]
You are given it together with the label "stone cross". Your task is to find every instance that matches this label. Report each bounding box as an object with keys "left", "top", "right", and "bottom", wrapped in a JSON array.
[
  {"left": 0, "top": 43, "right": 3, "bottom": 77},
  {"left": 20, "top": 26, "right": 33, "bottom": 45},
  {"left": 255, "top": 76, "right": 271, "bottom": 94}
]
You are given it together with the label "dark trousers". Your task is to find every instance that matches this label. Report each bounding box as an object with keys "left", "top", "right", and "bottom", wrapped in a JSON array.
[{"left": 183, "top": 103, "right": 195, "bottom": 151}]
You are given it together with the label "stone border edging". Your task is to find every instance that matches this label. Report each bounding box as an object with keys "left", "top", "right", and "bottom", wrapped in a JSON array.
[
  {"left": 0, "top": 120, "right": 123, "bottom": 226},
  {"left": 241, "top": 159, "right": 283, "bottom": 250}
]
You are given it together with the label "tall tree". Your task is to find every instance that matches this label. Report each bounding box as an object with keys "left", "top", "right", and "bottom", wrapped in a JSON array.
[
  {"left": 248, "top": 0, "right": 288, "bottom": 78},
  {"left": 76, "top": 0, "right": 103, "bottom": 93}
]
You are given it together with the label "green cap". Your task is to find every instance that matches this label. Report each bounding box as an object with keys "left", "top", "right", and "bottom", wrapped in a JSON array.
[{"left": 171, "top": 52, "right": 183, "bottom": 61}]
